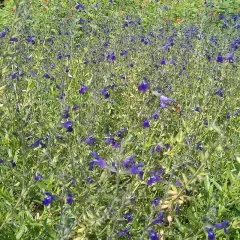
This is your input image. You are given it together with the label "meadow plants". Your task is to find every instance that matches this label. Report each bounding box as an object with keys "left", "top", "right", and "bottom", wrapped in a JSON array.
[{"left": 0, "top": 1, "right": 240, "bottom": 239}]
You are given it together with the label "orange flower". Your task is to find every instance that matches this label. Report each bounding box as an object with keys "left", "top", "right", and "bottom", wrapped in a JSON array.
[
  {"left": 45, "top": 0, "right": 49, "bottom": 3},
  {"left": 42, "top": 6, "right": 47, "bottom": 11},
  {"left": 175, "top": 19, "right": 182, "bottom": 23},
  {"left": 164, "top": 18, "right": 168, "bottom": 22},
  {"left": 10, "top": 7, "right": 14, "bottom": 13}
]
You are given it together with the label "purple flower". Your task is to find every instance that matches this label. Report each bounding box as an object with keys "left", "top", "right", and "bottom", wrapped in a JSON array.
[
  {"left": 147, "top": 230, "right": 159, "bottom": 240},
  {"left": 149, "top": 212, "right": 165, "bottom": 226},
  {"left": 62, "top": 120, "right": 73, "bottom": 132},
  {"left": 89, "top": 153, "right": 108, "bottom": 170},
  {"left": 175, "top": 181, "right": 182, "bottom": 187},
  {"left": 216, "top": 87, "right": 223, "bottom": 97},
  {"left": 214, "top": 220, "right": 230, "bottom": 234},
  {"left": 101, "top": 88, "right": 110, "bottom": 99},
  {"left": 86, "top": 177, "right": 93, "bottom": 183},
  {"left": 86, "top": 137, "right": 95, "bottom": 145},
  {"left": 11, "top": 160, "right": 16, "bottom": 168},
  {"left": 107, "top": 52, "right": 116, "bottom": 62},
  {"left": 194, "top": 107, "right": 200, "bottom": 112},
  {"left": 0, "top": 30, "right": 7, "bottom": 39},
  {"left": 0, "top": 159, "right": 4, "bottom": 164},
  {"left": 30, "top": 138, "right": 44, "bottom": 148},
  {"left": 34, "top": 173, "right": 43, "bottom": 181},
  {"left": 165, "top": 144, "right": 170, "bottom": 150},
  {"left": 26, "top": 36, "right": 35, "bottom": 44},
  {"left": 152, "top": 111, "right": 159, "bottom": 120},
  {"left": 124, "top": 213, "right": 133, "bottom": 222},
  {"left": 66, "top": 197, "right": 73, "bottom": 205},
  {"left": 151, "top": 197, "right": 160, "bottom": 206},
  {"left": 143, "top": 119, "right": 150, "bottom": 128},
  {"left": 72, "top": 104, "right": 79, "bottom": 111},
  {"left": 122, "top": 155, "right": 135, "bottom": 168},
  {"left": 226, "top": 113, "right": 230, "bottom": 119},
  {"left": 138, "top": 80, "right": 149, "bottom": 93},
  {"left": 216, "top": 53, "right": 223, "bottom": 63},
  {"left": 43, "top": 73, "right": 50, "bottom": 79},
  {"left": 160, "top": 95, "right": 175, "bottom": 108},
  {"left": 206, "top": 228, "right": 215, "bottom": 240},
  {"left": 161, "top": 58, "right": 166, "bottom": 65},
  {"left": 195, "top": 142, "right": 203, "bottom": 151},
  {"left": 75, "top": 3, "right": 84, "bottom": 10},
  {"left": 127, "top": 163, "right": 144, "bottom": 180},
  {"left": 155, "top": 145, "right": 162, "bottom": 152},
  {"left": 9, "top": 37, "right": 18, "bottom": 42},
  {"left": 79, "top": 85, "right": 88, "bottom": 94},
  {"left": 42, "top": 192, "right": 55, "bottom": 206},
  {"left": 225, "top": 52, "right": 234, "bottom": 63},
  {"left": 120, "top": 50, "right": 128, "bottom": 56},
  {"left": 147, "top": 175, "right": 161, "bottom": 186},
  {"left": 118, "top": 227, "right": 131, "bottom": 238}
]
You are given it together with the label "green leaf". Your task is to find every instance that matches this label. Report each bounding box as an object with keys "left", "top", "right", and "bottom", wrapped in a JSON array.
[{"left": 16, "top": 223, "right": 25, "bottom": 240}]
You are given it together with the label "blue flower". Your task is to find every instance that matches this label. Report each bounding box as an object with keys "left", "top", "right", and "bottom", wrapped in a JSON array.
[
  {"left": 138, "top": 80, "right": 149, "bottom": 93},
  {"left": 86, "top": 177, "right": 93, "bottom": 183},
  {"left": 151, "top": 197, "right": 160, "bottom": 206},
  {"left": 155, "top": 145, "right": 162, "bottom": 152},
  {"left": 206, "top": 228, "right": 215, "bottom": 240},
  {"left": 75, "top": 3, "right": 84, "bottom": 10},
  {"left": 122, "top": 155, "right": 136, "bottom": 168},
  {"left": 118, "top": 227, "right": 131, "bottom": 238},
  {"left": 143, "top": 119, "right": 150, "bottom": 128},
  {"left": 152, "top": 111, "right": 159, "bottom": 120},
  {"left": 34, "top": 173, "right": 43, "bottom": 181},
  {"left": 0, "top": 29, "right": 7, "bottom": 39},
  {"left": 107, "top": 52, "right": 116, "bottom": 62},
  {"left": 62, "top": 120, "right": 73, "bottom": 132},
  {"left": 127, "top": 163, "right": 144, "bottom": 180},
  {"left": 216, "top": 53, "right": 223, "bottom": 63},
  {"left": 89, "top": 152, "right": 110, "bottom": 171},
  {"left": 214, "top": 220, "right": 230, "bottom": 234},
  {"left": 216, "top": 87, "right": 223, "bottom": 97},
  {"left": 26, "top": 36, "right": 35, "bottom": 44},
  {"left": 147, "top": 230, "right": 159, "bottom": 240},
  {"left": 66, "top": 197, "right": 73, "bottom": 205},
  {"left": 30, "top": 138, "right": 44, "bottom": 148},
  {"left": 86, "top": 137, "right": 95, "bottom": 145},
  {"left": 124, "top": 213, "right": 133, "bottom": 222},
  {"left": 160, "top": 95, "right": 175, "bottom": 108},
  {"left": 101, "top": 88, "right": 110, "bottom": 99},
  {"left": 11, "top": 160, "right": 16, "bottom": 168},
  {"left": 42, "top": 192, "right": 55, "bottom": 206}
]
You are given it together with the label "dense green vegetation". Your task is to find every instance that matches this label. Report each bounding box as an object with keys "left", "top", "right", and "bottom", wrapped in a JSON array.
[{"left": 0, "top": 1, "right": 239, "bottom": 239}]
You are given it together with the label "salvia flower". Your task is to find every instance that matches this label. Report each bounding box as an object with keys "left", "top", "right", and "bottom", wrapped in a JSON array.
[
  {"left": 107, "top": 52, "right": 116, "bottom": 62},
  {"left": 214, "top": 220, "right": 230, "bottom": 234},
  {"left": 86, "top": 177, "right": 93, "bottom": 183},
  {"left": 11, "top": 160, "right": 16, "bottom": 168},
  {"left": 151, "top": 197, "right": 160, "bottom": 206},
  {"left": 216, "top": 53, "right": 223, "bottom": 63},
  {"left": 42, "top": 192, "right": 55, "bottom": 206},
  {"left": 118, "top": 227, "right": 131, "bottom": 238},
  {"left": 152, "top": 111, "right": 159, "bottom": 120},
  {"left": 124, "top": 213, "right": 133, "bottom": 222},
  {"left": 101, "top": 88, "right": 110, "bottom": 99},
  {"left": 160, "top": 95, "right": 175, "bottom": 108},
  {"left": 89, "top": 152, "right": 116, "bottom": 172},
  {"left": 66, "top": 197, "right": 73, "bottom": 205},
  {"left": 147, "top": 172, "right": 162, "bottom": 186},
  {"left": 143, "top": 119, "right": 150, "bottom": 128},
  {"left": 147, "top": 230, "right": 159, "bottom": 240},
  {"left": 127, "top": 163, "right": 144, "bottom": 180},
  {"left": 138, "top": 80, "right": 149, "bottom": 93},
  {"left": 149, "top": 212, "right": 165, "bottom": 226},
  {"left": 75, "top": 3, "right": 84, "bottom": 10},
  {"left": 30, "top": 138, "right": 44, "bottom": 148},
  {"left": 122, "top": 155, "right": 136, "bottom": 168},
  {"left": 62, "top": 120, "right": 73, "bottom": 132},
  {"left": 34, "top": 173, "right": 43, "bottom": 181},
  {"left": 206, "top": 228, "right": 215, "bottom": 240}
]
